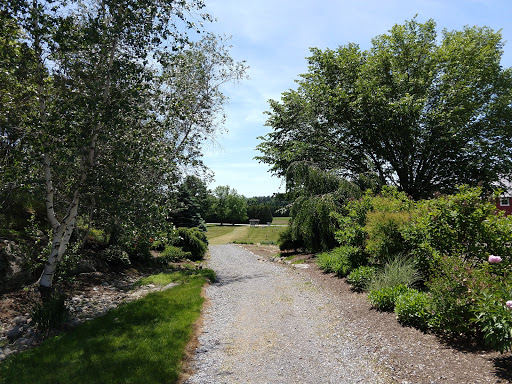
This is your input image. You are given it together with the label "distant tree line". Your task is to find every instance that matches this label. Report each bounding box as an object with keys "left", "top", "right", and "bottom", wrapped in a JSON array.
[{"left": 166, "top": 177, "right": 289, "bottom": 226}]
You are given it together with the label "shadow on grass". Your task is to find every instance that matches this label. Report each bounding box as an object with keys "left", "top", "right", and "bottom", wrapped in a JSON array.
[{"left": 0, "top": 278, "right": 206, "bottom": 384}]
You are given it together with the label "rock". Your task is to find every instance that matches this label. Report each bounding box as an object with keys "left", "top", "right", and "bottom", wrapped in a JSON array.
[
  {"left": 6, "top": 326, "right": 21, "bottom": 342},
  {"left": 13, "top": 338, "right": 32, "bottom": 348},
  {"left": 0, "top": 241, "right": 33, "bottom": 293},
  {"left": 13, "top": 316, "right": 27, "bottom": 326},
  {"left": 1, "top": 347, "right": 13, "bottom": 360}
]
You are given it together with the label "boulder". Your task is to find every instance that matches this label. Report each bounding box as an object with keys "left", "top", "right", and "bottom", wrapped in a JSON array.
[{"left": 0, "top": 241, "right": 33, "bottom": 293}]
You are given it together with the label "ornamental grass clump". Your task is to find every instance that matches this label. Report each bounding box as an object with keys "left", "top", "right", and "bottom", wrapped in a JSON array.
[
  {"left": 367, "top": 255, "right": 422, "bottom": 293},
  {"left": 367, "top": 255, "right": 422, "bottom": 311}
]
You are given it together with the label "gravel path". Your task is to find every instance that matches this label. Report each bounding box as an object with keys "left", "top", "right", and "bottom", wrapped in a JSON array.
[{"left": 185, "top": 245, "right": 392, "bottom": 384}]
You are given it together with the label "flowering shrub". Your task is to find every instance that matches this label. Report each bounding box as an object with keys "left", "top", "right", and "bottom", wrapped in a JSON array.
[
  {"left": 403, "top": 186, "right": 512, "bottom": 278},
  {"left": 489, "top": 255, "right": 503, "bottom": 263},
  {"left": 473, "top": 292, "right": 512, "bottom": 353}
]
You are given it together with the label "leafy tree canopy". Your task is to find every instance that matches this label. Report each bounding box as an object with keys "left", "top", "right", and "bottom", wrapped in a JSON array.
[
  {"left": 257, "top": 17, "right": 512, "bottom": 199},
  {"left": 208, "top": 186, "right": 248, "bottom": 225}
]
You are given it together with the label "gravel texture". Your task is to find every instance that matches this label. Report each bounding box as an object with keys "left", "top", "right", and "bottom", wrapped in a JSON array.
[{"left": 185, "top": 244, "right": 392, "bottom": 384}]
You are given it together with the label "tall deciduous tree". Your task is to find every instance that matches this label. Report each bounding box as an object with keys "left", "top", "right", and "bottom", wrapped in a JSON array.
[
  {"left": 210, "top": 186, "right": 248, "bottom": 225},
  {"left": 2, "top": 0, "right": 245, "bottom": 292},
  {"left": 257, "top": 18, "right": 512, "bottom": 199}
]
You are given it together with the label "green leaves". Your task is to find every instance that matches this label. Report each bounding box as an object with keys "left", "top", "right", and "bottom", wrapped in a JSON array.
[{"left": 258, "top": 17, "right": 512, "bottom": 199}]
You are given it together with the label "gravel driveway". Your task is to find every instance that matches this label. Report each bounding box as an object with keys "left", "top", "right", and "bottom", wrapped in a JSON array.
[{"left": 184, "top": 244, "right": 391, "bottom": 384}]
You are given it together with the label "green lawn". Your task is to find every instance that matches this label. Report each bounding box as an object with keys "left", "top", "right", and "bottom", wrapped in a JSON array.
[
  {"left": 206, "top": 223, "right": 287, "bottom": 245},
  {"left": 271, "top": 217, "right": 290, "bottom": 226},
  {"left": 0, "top": 269, "right": 214, "bottom": 384}
]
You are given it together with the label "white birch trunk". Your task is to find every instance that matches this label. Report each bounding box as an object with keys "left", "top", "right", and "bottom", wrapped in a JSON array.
[{"left": 37, "top": 0, "right": 117, "bottom": 291}]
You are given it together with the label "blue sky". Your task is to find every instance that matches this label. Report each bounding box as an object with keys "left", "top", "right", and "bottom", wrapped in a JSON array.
[{"left": 200, "top": 0, "right": 512, "bottom": 198}]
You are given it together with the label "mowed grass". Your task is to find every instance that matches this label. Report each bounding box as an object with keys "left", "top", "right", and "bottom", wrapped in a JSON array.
[
  {"left": 206, "top": 223, "right": 288, "bottom": 245},
  {"left": 271, "top": 217, "right": 290, "bottom": 226},
  {"left": 206, "top": 225, "right": 250, "bottom": 245},
  {"left": 0, "top": 269, "right": 215, "bottom": 384}
]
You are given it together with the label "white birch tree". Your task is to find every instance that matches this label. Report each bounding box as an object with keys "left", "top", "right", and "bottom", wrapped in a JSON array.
[{"left": 7, "top": 0, "right": 218, "bottom": 293}]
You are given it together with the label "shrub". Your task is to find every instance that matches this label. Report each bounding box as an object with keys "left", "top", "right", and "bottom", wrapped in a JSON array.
[
  {"left": 426, "top": 256, "right": 477, "bottom": 335},
  {"left": 278, "top": 226, "right": 304, "bottom": 251},
  {"left": 472, "top": 292, "right": 512, "bottom": 353},
  {"left": 175, "top": 228, "right": 208, "bottom": 261},
  {"left": 403, "top": 186, "right": 512, "bottom": 278},
  {"left": 369, "top": 284, "right": 408, "bottom": 311},
  {"left": 364, "top": 211, "right": 410, "bottom": 264},
  {"left": 334, "top": 194, "right": 372, "bottom": 248},
  {"left": 367, "top": 255, "right": 422, "bottom": 292},
  {"left": 316, "top": 251, "right": 345, "bottom": 275},
  {"left": 394, "top": 288, "right": 431, "bottom": 330},
  {"left": 126, "top": 234, "right": 152, "bottom": 262},
  {"left": 316, "top": 246, "right": 366, "bottom": 277},
  {"left": 99, "top": 245, "right": 131, "bottom": 265},
  {"left": 347, "top": 266, "right": 377, "bottom": 292},
  {"left": 160, "top": 245, "right": 191, "bottom": 263}
]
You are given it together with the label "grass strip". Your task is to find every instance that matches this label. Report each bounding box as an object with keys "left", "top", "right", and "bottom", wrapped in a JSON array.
[
  {"left": 0, "top": 269, "right": 214, "bottom": 384},
  {"left": 206, "top": 224, "right": 286, "bottom": 245}
]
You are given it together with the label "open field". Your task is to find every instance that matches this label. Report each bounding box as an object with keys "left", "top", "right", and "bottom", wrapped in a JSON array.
[
  {"left": 206, "top": 223, "right": 288, "bottom": 245},
  {"left": 271, "top": 217, "right": 290, "bottom": 225}
]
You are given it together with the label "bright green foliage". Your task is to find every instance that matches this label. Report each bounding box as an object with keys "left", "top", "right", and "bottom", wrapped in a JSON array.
[
  {"left": 403, "top": 186, "right": 512, "bottom": 277},
  {"left": 334, "top": 193, "right": 372, "bottom": 248},
  {"left": 316, "top": 251, "right": 345, "bottom": 275},
  {"left": 364, "top": 211, "right": 411, "bottom": 263},
  {"left": 346, "top": 266, "right": 377, "bottom": 292},
  {"left": 258, "top": 17, "right": 512, "bottom": 199},
  {"left": 1, "top": 274, "right": 210, "bottom": 384},
  {"left": 369, "top": 284, "right": 409, "bottom": 312},
  {"left": 394, "top": 288, "right": 431, "bottom": 330},
  {"left": 316, "top": 245, "right": 365, "bottom": 277},
  {"left": 208, "top": 186, "right": 248, "bottom": 225},
  {"left": 473, "top": 292, "right": 512, "bottom": 353},
  {"left": 133, "top": 268, "right": 216, "bottom": 287},
  {"left": 160, "top": 245, "right": 191, "bottom": 263}
]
